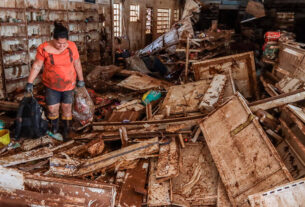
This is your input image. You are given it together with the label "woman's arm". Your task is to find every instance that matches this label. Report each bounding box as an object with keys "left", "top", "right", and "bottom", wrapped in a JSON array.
[
  {"left": 27, "top": 59, "right": 44, "bottom": 83},
  {"left": 73, "top": 58, "right": 84, "bottom": 81}
]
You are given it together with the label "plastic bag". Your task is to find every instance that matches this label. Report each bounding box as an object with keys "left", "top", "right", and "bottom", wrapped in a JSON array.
[{"left": 73, "top": 87, "right": 95, "bottom": 125}]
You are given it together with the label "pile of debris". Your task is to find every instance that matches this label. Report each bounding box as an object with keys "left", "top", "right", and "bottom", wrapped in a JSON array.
[{"left": 1, "top": 1, "right": 305, "bottom": 207}]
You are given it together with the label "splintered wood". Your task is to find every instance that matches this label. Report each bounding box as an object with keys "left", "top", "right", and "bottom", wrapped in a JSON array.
[
  {"left": 117, "top": 159, "right": 149, "bottom": 207},
  {"left": 199, "top": 74, "right": 227, "bottom": 112},
  {"left": 160, "top": 80, "right": 210, "bottom": 114},
  {"left": 0, "top": 166, "right": 116, "bottom": 207},
  {"left": 74, "top": 137, "right": 159, "bottom": 176},
  {"left": 147, "top": 159, "right": 171, "bottom": 206},
  {"left": 199, "top": 94, "right": 293, "bottom": 207},
  {"left": 156, "top": 138, "right": 179, "bottom": 180},
  {"left": 248, "top": 178, "right": 305, "bottom": 207},
  {"left": 0, "top": 147, "right": 53, "bottom": 167},
  {"left": 172, "top": 143, "right": 218, "bottom": 206}
]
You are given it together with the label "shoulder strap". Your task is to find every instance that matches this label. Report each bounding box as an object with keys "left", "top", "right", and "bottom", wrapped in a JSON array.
[{"left": 67, "top": 47, "right": 73, "bottom": 63}]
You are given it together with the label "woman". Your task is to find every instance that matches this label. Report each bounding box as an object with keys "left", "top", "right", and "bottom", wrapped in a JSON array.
[{"left": 26, "top": 22, "right": 85, "bottom": 139}]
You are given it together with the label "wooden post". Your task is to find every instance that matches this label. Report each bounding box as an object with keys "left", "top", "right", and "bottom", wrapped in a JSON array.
[
  {"left": 119, "top": 127, "right": 128, "bottom": 147},
  {"left": 184, "top": 36, "right": 190, "bottom": 83},
  {"left": 178, "top": 133, "right": 185, "bottom": 148},
  {"left": 146, "top": 103, "right": 152, "bottom": 120},
  {"left": 110, "top": 0, "right": 115, "bottom": 64}
]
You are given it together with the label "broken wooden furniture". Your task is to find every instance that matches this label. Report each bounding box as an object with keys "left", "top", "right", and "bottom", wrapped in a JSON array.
[
  {"left": 277, "top": 105, "right": 305, "bottom": 179},
  {"left": 160, "top": 80, "right": 211, "bottom": 115},
  {"left": 199, "top": 93, "right": 293, "bottom": 207},
  {"left": 275, "top": 42, "right": 305, "bottom": 81},
  {"left": 0, "top": 166, "right": 116, "bottom": 207},
  {"left": 193, "top": 51, "right": 257, "bottom": 99}
]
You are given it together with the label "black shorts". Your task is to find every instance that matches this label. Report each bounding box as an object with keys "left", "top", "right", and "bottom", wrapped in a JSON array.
[{"left": 46, "top": 87, "right": 74, "bottom": 105}]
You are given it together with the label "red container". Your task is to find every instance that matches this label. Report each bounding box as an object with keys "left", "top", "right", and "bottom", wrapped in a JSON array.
[{"left": 264, "top": 32, "right": 281, "bottom": 42}]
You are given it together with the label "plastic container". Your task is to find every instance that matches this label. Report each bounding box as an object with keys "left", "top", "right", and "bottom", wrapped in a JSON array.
[
  {"left": 0, "top": 129, "right": 10, "bottom": 145},
  {"left": 142, "top": 90, "right": 162, "bottom": 105}
]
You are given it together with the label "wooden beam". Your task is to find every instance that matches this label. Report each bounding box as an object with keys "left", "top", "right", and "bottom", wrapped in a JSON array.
[
  {"left": 0, "top": 147, "right": 53, "bottom": 167},
  {"left": 199, "top": 74, "right": 227, "bottom": 112},
  {"left": 249, "top": 88, "right": 305, "bottom": 112},
  {"left": 74, "top": 137, "right": 159, "bottom": 176},
  {"left": 0, "top": 101, "right": 19, "bottom": 111},
  {"left": 178, "top": 134, "right": 185, "bottom": 148}
]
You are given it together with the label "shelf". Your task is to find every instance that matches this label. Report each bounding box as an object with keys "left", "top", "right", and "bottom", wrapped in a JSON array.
[
  {"left": 6, "top": 76, "right": 28, "bottom": 84},
  {"left": 28, "top": 21, "right": 51, "bottom": 25},
  {"left": 87, "top": 30, "right": 99, "bottom": 33},
  {"left": 70, "top": 32, "right": 86, "bottom": 36},
  {"left": 48, "top": 9, "right": 68, "bottom": 12},
  {"left": 4, "top": 62, "right": 28, "bottom": 68},
  {"left": 26, "top": 8, "right": 47, "bottom": 12},
  {"left": 84, "top": 9, "right": 98, "bottom": 12},
  {"left": 0, "top": 7, "right": 24, "bottom": 11},
  {"left": 29, "top": 34, "right": 51, "bottom": 39},
  {"left": 1, "top": 36, "right": 27, "bottom": 40},
  {"left": 85, "top": 21, "right": 100, "bottom": 24},
  {"left": 0, "top": 22, "right": 25, "bottom": 26},
  {"left": 176, "top": 48, "right": 203, "bottom": 52},
  {"left": 68, "top": 9, "right": 83, "bottom": 12},
  {"left": 3, "top": 50, "right": 27, "bottom": 56},
  {"left": 69, "top": 20, "right": 85, "bottom": 24}
]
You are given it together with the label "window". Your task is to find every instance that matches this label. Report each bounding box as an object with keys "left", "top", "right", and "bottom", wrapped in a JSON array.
[
  {"left": 174, "top": 9, "right": 179, "bottom": 22},
  {"left": 146, "top": 8, "right": 152, "bottom": 34},
  {"left": 157, "top": 8, "right": 171, "bottom": 34},
  {"left": 113, "top": 3, "right": 122, "bottom": 37},
  {"left": 130, "top": 4, "right": 140, "bottom": 22}
]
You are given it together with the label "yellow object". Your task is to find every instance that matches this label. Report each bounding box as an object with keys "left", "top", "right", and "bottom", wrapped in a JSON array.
[{"left": 0, "top": 129, "right": 10, "bottom": 145}]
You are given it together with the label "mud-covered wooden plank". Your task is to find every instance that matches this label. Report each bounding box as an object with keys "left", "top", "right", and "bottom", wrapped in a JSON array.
[
  {"left": 0, "top": 166, "right": 117, "bottom": 207},
  {"left": 172, "top": 143, "right": 218, "bottom": 206},
  {"left": 0, "top": 187, "right": 85, "bottom": 207},
  {"left": 160, "top": 80, "right": 210, "bottom": 114},
  {"left": 217, "top": 179, "right": 232, "bottom": 207},
  {"left": 118, "top": 159, "right": 149, "bottom": 207},
  {"left": 156, "top": 138, "right": 179, "bottom": 180},
  {"left": 0, "top": 101, "right": 19, "bottom": 111},
  {"left": 117, "top": 74, "right": 172, "bottom": 91},
  {"left": 249, "top": 88, "right": 305, "bottom": 112},
  {"left": 199, "top": 74, "right": 227, "bottom": 112},
  {"left": 147, "top": 158, "right": 171, "bottom": 206},
  {"left": 74, "top": 137, "right": 159, "bottom": 176},
  {"left": 248, "top": 178, "right": 305, "bottom": 207},
  {"left": 199, "top": 94, "right": 293, "bottom": 207},
  {"left": 21, "top": 136, "right": 55, "bottom": 151},
  {"left": 287, "top": 104, "right": 305, "bottom": 124},
  {"left": 0, "top": 147, "right": 53, "bottom": 167}
]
